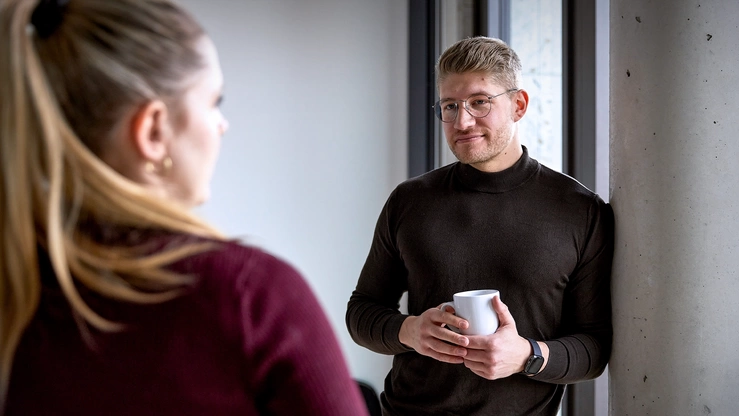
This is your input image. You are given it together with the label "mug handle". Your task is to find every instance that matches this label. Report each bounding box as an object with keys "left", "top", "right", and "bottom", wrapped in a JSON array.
[{"left": 439, "top": 302, "right": 461, "bottom": 333}]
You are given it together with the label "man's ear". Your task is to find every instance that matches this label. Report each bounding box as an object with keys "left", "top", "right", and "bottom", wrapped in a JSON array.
[
  {"left": 129, "top": 100, "right": 172, "bottom": 162},
  {"left": 512, "top": 89, "right": 529, "bottom": 122}
]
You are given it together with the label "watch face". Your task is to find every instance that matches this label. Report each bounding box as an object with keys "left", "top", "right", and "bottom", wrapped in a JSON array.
[{"left": 526, "top": 356, "right": 545, "bottom": 374}]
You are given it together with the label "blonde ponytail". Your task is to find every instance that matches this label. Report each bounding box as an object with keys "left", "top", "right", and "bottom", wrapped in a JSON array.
[
  {"left": 1, "top": 0, "right": 223, "bottom": 408},
  {"left": 1, "top": 0, "right": 46, "bottom": 406}
]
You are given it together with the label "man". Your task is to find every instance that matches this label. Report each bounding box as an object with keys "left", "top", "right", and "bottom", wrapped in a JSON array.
[{"left": 346, "top": 36, "right": 614, "bottom": 415}]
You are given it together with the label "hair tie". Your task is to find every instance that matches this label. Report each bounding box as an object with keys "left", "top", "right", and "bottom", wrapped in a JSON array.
[{"left": 30, "top": 0, "right": 70, "bottom": 39}]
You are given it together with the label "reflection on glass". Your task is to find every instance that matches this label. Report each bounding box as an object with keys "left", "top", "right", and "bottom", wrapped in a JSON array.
[{"left": 510, "top": 0, "right": 563, "bottom": 172}]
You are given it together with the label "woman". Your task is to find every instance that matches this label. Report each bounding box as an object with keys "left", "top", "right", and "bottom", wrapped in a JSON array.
[{"left": 0, "top": 0, "right": 368, "bottom": 414}]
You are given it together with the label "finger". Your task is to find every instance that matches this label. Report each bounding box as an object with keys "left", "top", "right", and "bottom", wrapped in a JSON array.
[
  {"left": 429, "top": 352, "right": 466, "bottom": 365},
  {"left": 435, "top": 308, "right": 470, "bottom": 331},
  {"left": 429, "top": 339, "right": 468, "bottom": 357},
  {"left": 462, "top": 357, "right": 485, "bottom": 371},
  {"left": 466, "top": 334, "right": 495, "bottom": 352},
  {"left": 432, "top": 326, "right": 470, "bottom": 347},
  {"left": 458, "top": 347, "right": 485, "bottom": 364},
  {"left": 492, "top": 296, "right": 515, "bottom": 328},
  {"left": 437, "top": 303, "right": 454, "bottom": 314},
  {"left": 422, "top": 339, "right": 468, "bottom": 364}
]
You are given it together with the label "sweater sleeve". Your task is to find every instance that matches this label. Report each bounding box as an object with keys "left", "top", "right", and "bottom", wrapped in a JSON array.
[
  {"left": 346, "top": 191, "right": 415, "bottom": 355},
  {"left": 238, "top": 251, "right": 369, "bottom": 416},
  {"left": 533, "top": 196, "right": 615, "bottom": 384}
]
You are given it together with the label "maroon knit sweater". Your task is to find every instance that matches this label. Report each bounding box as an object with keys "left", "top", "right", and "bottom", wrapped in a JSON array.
[{"left": 6, "top": 237, "right": 368, "bottom": 416}]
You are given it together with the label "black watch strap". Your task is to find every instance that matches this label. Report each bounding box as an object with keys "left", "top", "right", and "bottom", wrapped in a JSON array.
[
  {"left": 522, "top": 337, "right": 544, "bottom": 376},
  {"left": 526, "top": 337, "right": 542, "bottom": 356}
]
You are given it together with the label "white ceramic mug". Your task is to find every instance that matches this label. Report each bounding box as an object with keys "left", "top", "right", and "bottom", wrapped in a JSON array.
[{"left": 440, "top": 289, "right": 500, "bottom": 335}]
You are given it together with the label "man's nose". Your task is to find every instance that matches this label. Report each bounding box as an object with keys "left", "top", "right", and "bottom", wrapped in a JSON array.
[{"left": 453, "top": 106, "right": 475, "bottom": 130}]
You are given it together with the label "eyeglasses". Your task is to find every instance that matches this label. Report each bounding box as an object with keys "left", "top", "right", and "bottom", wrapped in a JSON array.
[{"left": 433, "top": 89, "right": 519, "bottom": 123}]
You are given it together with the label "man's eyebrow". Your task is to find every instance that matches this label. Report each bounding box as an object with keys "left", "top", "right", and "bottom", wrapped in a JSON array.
[{"left": 439, "top": 91, "right": 492, "bottom": 102}]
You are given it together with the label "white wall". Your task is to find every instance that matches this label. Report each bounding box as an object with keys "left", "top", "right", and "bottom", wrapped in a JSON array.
[{"left": 179, "top": 0, "right": 408, "bottom": 393}]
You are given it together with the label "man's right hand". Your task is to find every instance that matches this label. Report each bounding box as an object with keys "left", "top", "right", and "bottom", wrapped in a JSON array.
[{"left": 398, "top": 306, "right": 470, "bottom": 364}]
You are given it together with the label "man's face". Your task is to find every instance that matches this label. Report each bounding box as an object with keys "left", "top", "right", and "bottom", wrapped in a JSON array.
[{"left": 438, "top": 71, "right": 525, "bottom": 172}]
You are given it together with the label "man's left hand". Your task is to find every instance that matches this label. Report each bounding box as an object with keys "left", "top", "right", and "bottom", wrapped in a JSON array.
[{"left": 461, "top": 296, "right": 547, "bottom": 380}]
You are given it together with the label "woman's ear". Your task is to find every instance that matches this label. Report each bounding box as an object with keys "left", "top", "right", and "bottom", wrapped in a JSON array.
[
  {"left": 129, "top": 100, "right": 173, "bottom": 163},
  {"left": 512, "top": 89, "right": 529, "bottom": 122}
]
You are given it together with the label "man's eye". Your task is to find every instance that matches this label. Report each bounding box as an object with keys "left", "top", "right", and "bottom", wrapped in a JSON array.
[{"left": 443, "top": 103, "right": 458, "bottom": 111}]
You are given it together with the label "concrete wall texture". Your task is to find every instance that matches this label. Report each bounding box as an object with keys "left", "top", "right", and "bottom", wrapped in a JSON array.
[{"left": 610, "top": 1, "right": 739, "bottom": 414}]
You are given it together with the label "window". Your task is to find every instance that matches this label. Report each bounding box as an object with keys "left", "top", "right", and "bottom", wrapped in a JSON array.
[{"left": 510, "top": 0, "right": 563, "bottom": 172}]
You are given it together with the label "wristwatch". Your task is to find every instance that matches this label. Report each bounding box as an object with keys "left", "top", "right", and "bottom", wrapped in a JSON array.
[{"left": 521, "top": 337, "right": 544, "bottom": 376}]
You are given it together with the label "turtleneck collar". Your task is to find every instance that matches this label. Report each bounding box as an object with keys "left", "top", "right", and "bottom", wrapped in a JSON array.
[{"left": 453, "top": 145, "right": 540, "bottom": 194}]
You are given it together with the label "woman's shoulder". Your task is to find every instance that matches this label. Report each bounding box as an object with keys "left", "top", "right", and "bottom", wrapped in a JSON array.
[
  {"left": 164, "top": 238, "right": 315, "bottom": 333},
  {"left": 174, "top": 237, "right": 297, "bottom": 280},
  {"left": 170, "top": 237, "right": 307, "bottom": 299}
]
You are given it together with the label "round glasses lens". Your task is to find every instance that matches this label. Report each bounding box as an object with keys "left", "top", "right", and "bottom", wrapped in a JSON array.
[
  {"left": 435, "top": 101, "right": 459, "bottom": 122},
  {"left": 466, "top": 95, "right": 492, "bottom": 118}
]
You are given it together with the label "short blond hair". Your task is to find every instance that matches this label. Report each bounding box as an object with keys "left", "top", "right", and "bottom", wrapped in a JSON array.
[{"left": 436, "top": 36, "right": 522, "bottom": 91}]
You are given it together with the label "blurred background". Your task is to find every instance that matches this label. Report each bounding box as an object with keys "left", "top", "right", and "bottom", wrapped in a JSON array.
[{"left": 185, "top": 0, "right": 408, "bottom": 394}]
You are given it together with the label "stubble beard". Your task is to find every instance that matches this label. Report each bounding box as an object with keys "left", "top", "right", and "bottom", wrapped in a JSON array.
[{"left": 448, "top": 123, "right": 514, "bottom": 166}]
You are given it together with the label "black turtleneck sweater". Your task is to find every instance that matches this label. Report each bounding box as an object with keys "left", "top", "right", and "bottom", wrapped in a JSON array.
[{"left": 346, "top": 147, "right": 614, "bottom": 416}]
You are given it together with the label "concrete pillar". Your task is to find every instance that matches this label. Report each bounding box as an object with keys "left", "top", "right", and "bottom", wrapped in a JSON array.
[{"left": 610, "top": 1, "right": 739, "bottom": 415}]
